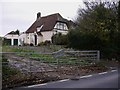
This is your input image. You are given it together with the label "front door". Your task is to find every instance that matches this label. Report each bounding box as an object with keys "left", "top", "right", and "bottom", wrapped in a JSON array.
[{"left": 34, "top": 35, "right": 37, "bottom": 45}]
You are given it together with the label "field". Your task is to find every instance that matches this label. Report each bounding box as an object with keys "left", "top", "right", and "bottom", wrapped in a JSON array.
[{"left": 2, "top": 45, "right": 119, "bottom": 89}]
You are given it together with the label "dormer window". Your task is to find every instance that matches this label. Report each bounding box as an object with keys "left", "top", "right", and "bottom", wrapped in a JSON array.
[
  {"left": 59, "top": 23, "right": 64, "bottom": 30},
  {"left": 54, "top": 22, "right": 68, "bottom": 30},
  {"left": 37, "top": 25, "right": 43, "bottom": 32}
]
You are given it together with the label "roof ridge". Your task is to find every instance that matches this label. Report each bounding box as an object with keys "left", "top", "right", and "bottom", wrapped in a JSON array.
[
  {"left": 26, "top": 13, "right": 71, "bottom": 33},
  {"left": 41, "top": 13, "right": 60, "bottom": 18}
]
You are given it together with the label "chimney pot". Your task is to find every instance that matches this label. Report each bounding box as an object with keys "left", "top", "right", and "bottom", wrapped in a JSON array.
[{"left": 37, "top": 12, "right": 41, "bottom": 19}]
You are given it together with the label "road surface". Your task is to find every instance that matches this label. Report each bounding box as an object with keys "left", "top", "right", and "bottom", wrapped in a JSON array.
[{"left": 25, "top": 69, "right": 119, "bottom": 88}]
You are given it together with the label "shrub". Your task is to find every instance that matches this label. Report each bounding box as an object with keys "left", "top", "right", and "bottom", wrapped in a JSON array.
[
  {"left": 44, "top": 40, "right": 51, "bottom": 45},
  {"left": 23, "top": 43, "right": 29, "bottom": 46},
  {"left": 2, "top": 55, "right": 20, "bottom": 80},
  {"left": 67, "top": 30, "right": 103, "bottom": 50},
  {"left": 2, "top": 55, "right": 8, "bottom": 65},
  {"left": 2, "top": 38, "right": 10, "bottom": 46},
  {"left": 30, "top": 43, "right": 34, "bottom": 46},
  {"left": 38, "top": 42, "right": 43, "bottom": 46},
  {"left": 52, "top": 33, "right": 68, "bottom": 45},
  {"left": 38, "top": 40, "right": 51, "bottom": 46}
]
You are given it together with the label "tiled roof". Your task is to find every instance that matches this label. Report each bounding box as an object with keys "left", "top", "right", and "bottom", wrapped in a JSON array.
[
  {"left": 7, "top": 31, "right": 19, "bottom": 35},
  {"left": 26, "top": 13, "right": 68, "bottom": 33}
]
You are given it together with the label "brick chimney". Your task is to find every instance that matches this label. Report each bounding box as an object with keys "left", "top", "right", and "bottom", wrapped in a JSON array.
[{"left": 37, "top": 12, "right": 41, "bottom": 19}]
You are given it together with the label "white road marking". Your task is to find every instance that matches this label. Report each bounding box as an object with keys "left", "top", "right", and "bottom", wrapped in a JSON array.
[
  {"left": 58, "top": 79, "right": 69, "bottom": 82},
  {"left": 98, "top": 72, "right": 108, "bottom": 75},
  {"left": 27, "top": 69, "right": 118, "bottom": 88},
  {"left": 80, "top": 75, "right": 93, "bottom": 78},
  {"left": 111, "top": 70, "right": 117, "bottom": 72},
  {"left": 27, "top": 83, "right": 47, "bottom": 88},
  {"left": 27, "top": 79, "right": 69, "bottom": 88}
]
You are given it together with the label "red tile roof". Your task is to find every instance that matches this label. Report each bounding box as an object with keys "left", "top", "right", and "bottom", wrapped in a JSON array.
[{"left": 26, "top": 13, "right": 68, "bottom": 33}]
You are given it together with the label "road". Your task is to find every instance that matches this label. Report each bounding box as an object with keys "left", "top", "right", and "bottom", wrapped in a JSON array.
[{"left": 26, "top": 69, "right": 119, "bottom": 88}]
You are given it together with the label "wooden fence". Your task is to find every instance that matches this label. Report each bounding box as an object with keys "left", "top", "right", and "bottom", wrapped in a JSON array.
[
  {"left": 52, "top": 49, "right": 100, "bottom": 61},
  {"left": 64, "top": 50, "right": 100, "bottom": 61}
]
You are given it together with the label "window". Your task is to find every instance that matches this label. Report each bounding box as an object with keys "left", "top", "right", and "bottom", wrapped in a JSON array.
[
  {"left": 59, "top": 23, "right": 64, "bottom": 30},
  {"left": 55, "top": 22, "right": 65, "bottom": 30},
  {"left": 54, "top": 22, "right": 68, "bottom": 31},
  {"left": 37, "top": 25, "right": 43, "bottom": 32}
]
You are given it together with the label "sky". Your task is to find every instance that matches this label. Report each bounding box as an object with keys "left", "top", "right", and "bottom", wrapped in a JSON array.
[{"left": 0, "top": 0, "right": 85, "bottom": 36}]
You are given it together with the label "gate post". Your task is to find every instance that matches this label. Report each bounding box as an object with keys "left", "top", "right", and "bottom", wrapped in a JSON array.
[{"left": 97, "top": 51, "right": 100, "bottom": 61}]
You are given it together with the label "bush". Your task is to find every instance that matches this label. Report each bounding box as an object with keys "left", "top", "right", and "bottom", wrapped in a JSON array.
[
  {"left": 2, "top": 38, "right": 10, "bottom": 46},
  {"left": 67, "top": 29, "right": 120, "bottom": 60},
  {"left": 30, "top": 43, "right": 34, "bottom": 46},
  {"left": 23, "top": 43, "right": 29, "bottom": 46},
  {"left": 44, "top": 40, "right": 51, "bottom": 45},
  {"left": 2, "top": 55, "right": 8, "bottom": 65},
  {"left": 38, "top": 42, "right": 44, "bottom": 46},
  {"left": 67, "top": 30, "right": 102, "bottom": 50},
  {"left": 38, "top": 40, "right": 51, "bottom": 46},
  {"left": 2, "top": 55, "right": 20, "bottom": 80},
  {"left": 52, "top": 33, "right": 68, "bottom": 45}
]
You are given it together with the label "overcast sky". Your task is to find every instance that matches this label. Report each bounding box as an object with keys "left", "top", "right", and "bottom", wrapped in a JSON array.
[{"left": 0, "top": 0, "right": 85, "bottom": 36}]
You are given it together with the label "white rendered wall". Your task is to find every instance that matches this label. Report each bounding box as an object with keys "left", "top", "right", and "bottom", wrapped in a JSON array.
[{"left": 41, "top": 31, "right": 53, "bottom": 42}]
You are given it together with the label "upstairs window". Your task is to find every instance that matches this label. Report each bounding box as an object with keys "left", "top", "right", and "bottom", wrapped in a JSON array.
[
  {"left": 55, "top": 22, "right": 67, "bottom": 30},
  {"left": 37, "top": 25, "right": 43, "bottom": 32},
  {"left": 59, "top": 23, "right": 64, "bottom": 30}
]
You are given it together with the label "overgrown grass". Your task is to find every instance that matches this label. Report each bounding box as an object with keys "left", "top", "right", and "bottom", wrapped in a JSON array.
[
  {"left": 49, "top": 45, "right": 65, "bottom": 51},
  {"left": 12, "top": 48, "right": 34, "bottom": 52},
  {"left": 2, "top": 45, "right": 93, "bottom": 66},
  {"left": 2, "top": 55, "right": 21, "bottom": 89},
  {"left": 2, "top": 45, "right": 64, "bottom": 52},
  {"left": 2, "top": 66, "right": 20, "bottom": 79},
  {"left": 27, "top": 53, "right": 91, "bottom": 65},
  {"left": 2, "top": 46, "right": 34, "bottom": 52}
]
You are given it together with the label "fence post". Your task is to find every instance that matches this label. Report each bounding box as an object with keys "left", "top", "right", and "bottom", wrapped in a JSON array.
[
  {"left": 97, "top": 51, "right": 100, "bottom": 61},
  {"left": 52, "top": 49, "right": 64, "bottom": 70},
  {"left": 29, "top": 59, "right": 32, "bottom": 79},
  {"left": 57, "top": 58, "right": 59, "bottom": 69}
]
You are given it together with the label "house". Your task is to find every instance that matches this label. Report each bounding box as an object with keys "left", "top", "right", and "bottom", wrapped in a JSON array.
[
  {"left": 4, "top": 30, "right": 20, "bottom": 46},
  {"left": 21, "top": 12, "right": 73, "bottom": 46},
  {"left": 4, "top": 12, "right": 75, "bottom": 46}
]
